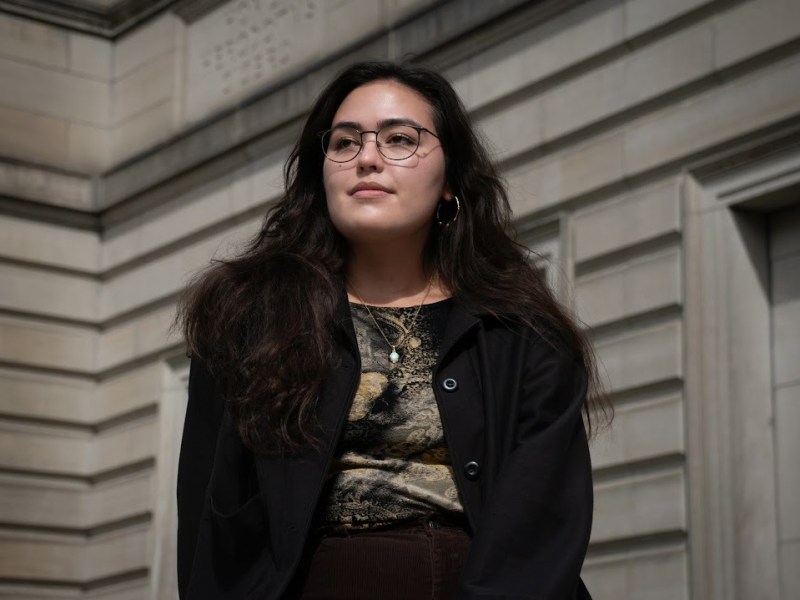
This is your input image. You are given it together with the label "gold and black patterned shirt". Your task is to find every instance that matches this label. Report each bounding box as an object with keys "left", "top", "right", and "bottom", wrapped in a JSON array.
[{"left": 320, "top": 299, "right": 464, "bottom": 528}]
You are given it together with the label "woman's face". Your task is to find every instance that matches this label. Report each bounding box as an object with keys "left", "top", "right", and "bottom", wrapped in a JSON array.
[{"left": 322, "top": 80, "right": 450, "bottom": 246}]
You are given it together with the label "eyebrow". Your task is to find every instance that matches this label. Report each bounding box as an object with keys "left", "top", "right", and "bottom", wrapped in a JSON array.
[{"left": 331, "top": 117, "right": 427, "bottom": 130}]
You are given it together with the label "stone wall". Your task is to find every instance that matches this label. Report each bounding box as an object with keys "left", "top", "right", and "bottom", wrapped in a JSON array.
[
  {"left": 770, "top": 204, "right": 800, "bottom": 597},
  {"left": 1, "top": 0, "right": 799, "bottom": 597}
]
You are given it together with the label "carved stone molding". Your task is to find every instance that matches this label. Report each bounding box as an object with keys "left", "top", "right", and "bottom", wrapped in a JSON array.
[{"left": 0, "top": 0, "right": 229, "bottom": 37}]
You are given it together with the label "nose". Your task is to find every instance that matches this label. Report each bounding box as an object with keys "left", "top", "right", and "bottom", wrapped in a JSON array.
[{"left": 356, "top": 132, "right": 383, "bottom": 170}]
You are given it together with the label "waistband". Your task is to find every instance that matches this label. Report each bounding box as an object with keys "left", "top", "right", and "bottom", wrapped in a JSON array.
[{"left": 317, "top": 513, "right": 469, "bottom": 537}]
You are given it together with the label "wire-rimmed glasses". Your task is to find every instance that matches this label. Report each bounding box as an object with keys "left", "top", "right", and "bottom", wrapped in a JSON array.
[{"left": 319, "top": 124, "right": 439, "bottom": 163}]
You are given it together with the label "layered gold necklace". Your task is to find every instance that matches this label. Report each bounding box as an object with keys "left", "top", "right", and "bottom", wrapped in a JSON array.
[{"left": 350, "top": 280, "right": 433, "bottom": 364}]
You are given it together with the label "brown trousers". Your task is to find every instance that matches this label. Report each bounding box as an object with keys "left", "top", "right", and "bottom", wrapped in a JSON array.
[{"left": 294, "top": 519, "right": 471, "bottom": 600}]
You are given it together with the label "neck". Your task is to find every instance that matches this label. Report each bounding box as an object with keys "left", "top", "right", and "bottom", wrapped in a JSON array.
[{"left": 346, "top": 242, "right": 433, "bottom": 307}]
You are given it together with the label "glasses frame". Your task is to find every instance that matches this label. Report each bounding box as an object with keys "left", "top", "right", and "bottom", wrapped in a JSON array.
[{"left": 318, "top": 124, "right": 440, "bottom": 163}]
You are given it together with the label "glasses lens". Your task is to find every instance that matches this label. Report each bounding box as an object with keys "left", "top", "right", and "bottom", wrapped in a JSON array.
[
  {"left": 321, "top": 125, "right": 423, "bottom": 162},
  {"left": 323, "top": 127, "right": 361, "bottom": 162},
  {"left": 377, "top": 125, "right": 421, "bottom": 160}
]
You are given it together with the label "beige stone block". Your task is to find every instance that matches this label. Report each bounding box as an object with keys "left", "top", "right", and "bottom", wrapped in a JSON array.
[
  {"left": 624, "top": 55, "right": 800, "bottom": 175},
  {"left": 572, "top": 179, "right": 680, "bottom": 262},
  {"left": 772, "top": 255, "right": 800, "bottom": 386},
  {"left": 591, "top": 394, "right": 684, "bottom": 469},
  {"left": 0, "top": 425, "right": 90, "bottom": 475},
  {"left": 519, "top": 224, "right": 563, "bottom": 297},
  {"left": 0, "top": 58, "right": 110, "bottom": 125},
  {"left": 0, "top": 317, "right": 95, "bottom": 372},
  {"left": 0, "top": 215, "right": 99, "bottom": 272},
  {"left": 184, "top": 2, "right": 322, "bottom": 124},
  {"left": 0, "top": 473, "right": 152, "bottom": 529},
  {"left": 387, "top": 0, "right": 438, "bottom": 22},
  {"left": 592, "top": 468, "right": 686, "bottom": 542},
  {"left": 771, "top": 203, "right": 800, "bottom": 259},
  {"left": 0, "top": 104, "right": 68, "bottom": 166},
  {"left": 0, "top": 536, "right": 83, "bottom": 580},
  {"left": 576, "top": 248, "right": 682, "bottom": 327},
  {"left": 0, "top": 368, "right": 94, "bottom": 423},
  {"left": 91, "top": 418, "right": 157, "bottom": 474},
  {"left": 595, "top": 321, "right": 682, "bottom": 393},
  {"left": 109, "top": 101, "right": 175, "bottom": 165},
  {"left": 714, "top": 0, "right": 800, "bottom": 70},
  {"left": 0, "top": 13, "right": 68, "bottom": 69},
  {"left": 96, "top": 321, "right": 136, "bottom": 372},
  {"left": 89, "top": 476, "right": 153, "bottom": 527},
  {"left": 540, "top": 22, "right": 715, "bottom": 144},
  {"left": 112, "top": 54, "right": 175, "bottom": 124},
  {"left": 139, "top": 303, "right": 181, "bottom": 349},
  {"left": 94, "top": 363, "right": 163, "bottom": 422},
  {"left": 450, "top": 1, "right": 624, "bottom": 110},
  {"left": 506, "top": 132, "right": 624, "bottom": 216},
  {"left": 0, "top": 528, "right": 149, "bottom": 581},
  {"left": 233, "top": 152, "right": 285, "bottom": 213},
  {"left": 97, "top": 306, "right": 180, "bottom": 372},
  {"left": 322, "top": 0, "right": 381, "bottom": 52},
  {"left": 583, "top": 545, "right": 688, "bottom": 600},
  {"left": 101, "top": 229, "right": 238, "bottom": 320},
  {"left": 84, "top": 528, "right": 151, "bottom": 581},
  {"left": 541, "top": 60, "right": 625, "bottom": 143},
  {"left": 477, "top": 91, "right": 543, "bottom": 162},
  {"left": 102, "top": 177, "right": 232, "bottom": 271},
  {"left": 101, "top": 161, "right": 273, "bottom": 272},
  {"left": 114, "top": 14, "right": 181, "bottom": 78},
  {"left": 134, "top": 304, "right": 179, "bottom": 359},
  {"left": 88, "top": 583, "right": 151, "bottom": 600},
  {"left": 775, "top": 384, "right": 800, "bottom": 541},
  {"left": 0, "top": 583, "right": 80, "bottom": 598},
  {"left": 622, "top": 21, "right": 713, "bottom": 102},
  {"left": 623, "top": 0, "right": 711, "bottom": 39},
  {"left": 102, "top": 228, "right": 143, "bottom": 274},
  {"left": 100, "top": 254, "right": 180, "bottom": 319},
  {"left": 781, "top": 540, "right": 800, "bottom": 598},
  {"left": 67, "top": 121, "right": 111, "bottom": 173},
  {"left": 0, "top": 264, "right": 100, "bottom": 322},
  {"left": 0, "top": 160, "right": 93, "bottom": 210},
  {"left": 68, "top": 32, "right": 112, "bottom": 80}
]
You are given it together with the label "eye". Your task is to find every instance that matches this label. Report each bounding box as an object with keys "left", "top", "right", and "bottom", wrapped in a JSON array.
[
  {"left": 385, "top": 133, "right": 415, "bottom": 146},
  {"left": 331, "top": 135, "right": 359, "bottom": 151},
  {"left": 326, "top": 128, "right": 361, "bottom": 153},
  {"left": 380, "top": 126, "right": 419, "bottom": 147}
]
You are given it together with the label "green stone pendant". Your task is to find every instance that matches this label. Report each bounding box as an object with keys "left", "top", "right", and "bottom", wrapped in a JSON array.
[{"left": 389, "top": 348, "right": 400, "bottom": 363}]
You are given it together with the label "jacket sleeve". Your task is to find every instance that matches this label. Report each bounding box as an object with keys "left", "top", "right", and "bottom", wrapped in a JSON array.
[
  {"left": 176, "top": 358, "right": 226, "bottom": 599},
  {"left": 459, "top": 335, "right": 593, "bottom": 600}
]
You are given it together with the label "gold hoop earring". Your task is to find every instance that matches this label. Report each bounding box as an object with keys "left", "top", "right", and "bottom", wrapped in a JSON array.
[{"left": 437, "top": 195, "right": 460, "bottom": 227}]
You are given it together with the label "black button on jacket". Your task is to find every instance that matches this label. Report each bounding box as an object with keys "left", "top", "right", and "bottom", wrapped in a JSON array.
[{"left": 177, "top": 293, "right": 593, "bottom": 599}]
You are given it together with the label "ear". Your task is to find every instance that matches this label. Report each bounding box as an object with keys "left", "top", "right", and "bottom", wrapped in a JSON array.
[{"left": 442, "top": 185, "right": 454, "bottom": 202}]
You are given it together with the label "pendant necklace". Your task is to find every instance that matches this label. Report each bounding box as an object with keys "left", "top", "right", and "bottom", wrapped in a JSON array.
[{"left": 350, "top": 280, "right": 433, "bottom": 364}]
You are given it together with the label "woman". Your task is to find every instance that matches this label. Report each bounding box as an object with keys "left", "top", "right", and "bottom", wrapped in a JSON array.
[{"left": 177, "top": 60, "right": 607, "bottom": 599}]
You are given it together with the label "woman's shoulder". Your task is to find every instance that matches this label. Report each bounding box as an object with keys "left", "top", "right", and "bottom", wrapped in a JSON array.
[
  {"left": 187, "top": 355, "right": 228, "bottom": 412},
  {"left": 477, "top": 310, "right": 578, "bottom": 356}
]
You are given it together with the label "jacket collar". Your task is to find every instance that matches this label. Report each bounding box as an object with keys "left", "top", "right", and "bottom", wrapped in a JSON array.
[
  {"left": 438, "top": 298, "right": 483, "bottom": 363},
  {"left": 334, "top": 286, "right": 358, "bottom": 354}
]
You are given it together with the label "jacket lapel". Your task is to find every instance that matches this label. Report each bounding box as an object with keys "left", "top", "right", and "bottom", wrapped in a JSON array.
[
  {"left": 252, "top": 289, "right": 360, "bottom": 582},
  {"left": 434, "top": 299, "right": 490, "bottom": 530},
  {"left": 438, "top": 299, "right": 482, "bottom": 364}
]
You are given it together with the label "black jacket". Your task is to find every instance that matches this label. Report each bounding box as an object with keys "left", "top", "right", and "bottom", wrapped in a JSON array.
[{"left": 177, "top": 294, "right": 593, "bottom": 599}]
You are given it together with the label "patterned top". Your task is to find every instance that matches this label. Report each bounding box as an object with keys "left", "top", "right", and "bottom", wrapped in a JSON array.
[{"left": 320, "top": 299, "right": 464, "bottom": 528}]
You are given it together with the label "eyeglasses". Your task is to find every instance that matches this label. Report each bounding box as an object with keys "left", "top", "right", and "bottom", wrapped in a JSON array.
[{"left": 319, "top": 124, "right": 439, "bottom": 163}]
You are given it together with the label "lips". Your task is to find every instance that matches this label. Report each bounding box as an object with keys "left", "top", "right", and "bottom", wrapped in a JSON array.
[{"left": 350, "top": 181, "right": 391, "bottom": 195}]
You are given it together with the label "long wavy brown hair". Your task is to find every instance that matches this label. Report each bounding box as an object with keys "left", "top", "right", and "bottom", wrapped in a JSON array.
[{"left": 177, "top": 60, "right": 609, "bottom": 453}]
